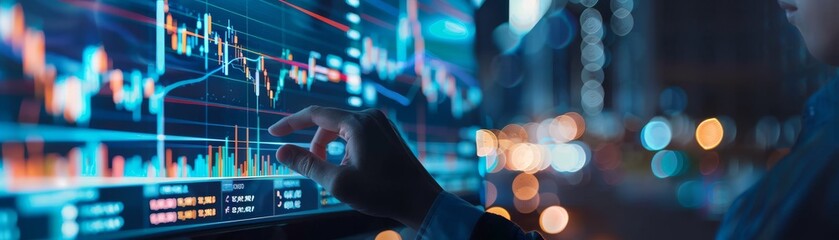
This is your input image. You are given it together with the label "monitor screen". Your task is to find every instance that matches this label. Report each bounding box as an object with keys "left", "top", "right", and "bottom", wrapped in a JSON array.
[{"left": 0, "top": 0, "right": 481, "bottom": 238}]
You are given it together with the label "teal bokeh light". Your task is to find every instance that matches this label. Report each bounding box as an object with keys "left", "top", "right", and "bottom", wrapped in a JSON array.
[
  {"left": 651, "top": 150, "right": 684, "bottom": 178},
  {"left": 641, "top": 117, "right": 672, "bottom": 151},
  {"left": 428, "top": 19, "right": 472, "bottom": 41}
]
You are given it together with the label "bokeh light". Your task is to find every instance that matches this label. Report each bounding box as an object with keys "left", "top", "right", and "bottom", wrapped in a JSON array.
[
  {"left": 502, "top": 124, "right": 528, "bottom": 146},
  {"left": 374, "top": 230, "right": 402, "bottom": 240},
  {"left": 659, "top": 87, "right": 688, "bottom": 115},
  {"left": 484, "top": 181, "right": 497, "bottom": 207},
  {"left": 610, "top": 10, "right": 634, "bottom": 36},
  {"left": 650, "top": 150, "right": 684, "bottom": 178},
  {"left": 668, "top": 114, "right": 695, "bottom": 146},
  {"left": 580, "top": 0, "right": 598, "bottom": 8},
  {"left": 484, "top": 151, "right": 499, "bottom": 173},
  {"left": 581, "top": 80, "right": 605, "bottom": 115},
  {"left": 695, "top": 118, "right": 724, "bottom": 150},
  {"left": 547, "top": 10, "right": 576, "bottom": 49},
  {"left": 539, "top": 206, "right": 570, "bottom": 234},
  {"left": 475, "top": 129, "right": 498, "bottom": 157},
  {"left": 676, "top": 181, "right": 702, "bottom": 208},
  {"left": 536, "top": 119, "right": 555, "bottom": 143},
  {"left": 509, "top": 143, "right": 540, "bottom": 171},
  {"left": 755, "top": 116, "right": 781, "bottom": 149},
  {"left": 641, "top": 117, "right": 672, "bottom": 151},
  {"left": 512, "top": 173, "right": 540, "bottom": 200},
  {"left": 565, "top": 112, "right": 587, "bottom": 140},
  {"left": 497, "top": 131, "right": 513, "bottom": 152},
  {"left": 492, "top": 24, "right": 522, "bottom": 53},
  {"left": 527, "top": 144, "right": 551, "bottom": 173},
  {"left": 513, "top": 192, "right": 540, "bottom": 213},
  {"left": 611, "top": 0, "right": 635, "bottom": 12},
  {"left": 427, "top": 19, "right": 472, "bottom": 41},
  {"left": 781, "top": 116, "right": 801, "bottom": 146},
  {"left": 585, "top": 111, "right": 624, "bottom": 140},
  {"left": 549, "top": 114, "right": 579, "bottom": 143},
  {"left": 550, "top": 143, "right": 588, "bottom": 172},
  {"left": 486, "top": 206, "right": 511, "bottom": 220},
  {"left": 490, "top": 152, "right": 507, "bottom": 173},
  {"left": 718, "top": 115, "right": 738, "bottom": 146},
  {"left": 581, "top": 67, "right": 605, "bottom": 83},
  {"left": 509, "top": 0, "right": 552, "bottom": 35},
  {"left": 610, "top": 0, "right": 635, "bottom": 36},
  {"left": 523, "top": 122, "right": 541, "bottom": 143}
]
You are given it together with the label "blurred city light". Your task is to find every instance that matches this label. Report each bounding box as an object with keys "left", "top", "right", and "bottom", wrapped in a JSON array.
[
  {"left": 513, "top": 192, "right": 540, "bottom": 213},
  {"left": 475, "top": 129, "right": 498, "bottom": 157},
  {"left": 550, "top": 143, "right": 587, "bottom": 173},
  {"left": 641, "top": 117, "right": 673, "bottom": 151},
  {"left": 484, "top": 181, "right": 498, "bottom": 207},
  {"left": 696, "top": 118, "right": 724, "bottom": 150},
  {"left": 676, "top": 181, "right": 702, "bottom": 208},
  {"left": 509, "top": 0, "right": 552, "bottom": 35},
  {"left": 539, "top": 206, "right": 570, "bottom": 234},
  {"left": 512, "top": 173, "right": 539, "bottom": 200},
  {"left": 374, "top": 230, "right": 402, "bottom": 240},
  {"left": 486, "top": 206, "right": 511, "bottom": 220},
  {"left": 650, "top": 150, "right": 684, "bottom": 178},
  {"left": 755, "top": 116, "right": 781, "bottom": 149},
  {"left": 428, "top": 19, "right": 472, "bottom": 41}
]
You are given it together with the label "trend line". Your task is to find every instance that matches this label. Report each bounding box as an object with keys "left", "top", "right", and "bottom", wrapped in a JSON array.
[
  {"left": 373, "top": 83, "right": 411, "bottom": 106},
  {"left": 160, "top": 57, "right": 251, "bottom": 95},
  {"left": 278, "top": 0, "right": 350, "bottom": 32}
]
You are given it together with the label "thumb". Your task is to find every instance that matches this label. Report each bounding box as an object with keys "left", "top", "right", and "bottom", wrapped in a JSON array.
[{"left": 277, "top": 144, "right": 338, "bottom": 187}]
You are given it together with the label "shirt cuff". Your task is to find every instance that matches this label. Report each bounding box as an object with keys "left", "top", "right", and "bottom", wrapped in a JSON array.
[{"left": 415, "top": 191, "right": 484, "bottom": 240}]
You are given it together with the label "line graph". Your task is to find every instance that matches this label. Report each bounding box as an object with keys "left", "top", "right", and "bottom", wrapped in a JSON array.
[{"left": 0, "top": 0, "right": 482, "bottom": 183}]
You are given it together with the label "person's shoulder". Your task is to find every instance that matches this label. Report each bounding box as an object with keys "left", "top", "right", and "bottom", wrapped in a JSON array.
[{"left": 717, "top": 123, "right": 839, "bottom": 239}]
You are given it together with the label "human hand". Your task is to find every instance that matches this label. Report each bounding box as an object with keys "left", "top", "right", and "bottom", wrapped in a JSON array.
[{"left": 268, "top": 106, "right": 443, "bottom": 229}]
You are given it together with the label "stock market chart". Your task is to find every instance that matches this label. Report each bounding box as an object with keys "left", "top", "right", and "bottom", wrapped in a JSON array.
[{"left": 0, "top": 0, "right": 481, "bottom": 238}]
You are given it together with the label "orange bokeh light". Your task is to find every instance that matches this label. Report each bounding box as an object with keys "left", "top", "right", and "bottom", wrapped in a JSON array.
[
  {"left": 509, "top": 143, "right": 541, "bottom": 172},
  {"left": 512, "top": 173, "right": 539, "bottom": 200},
  {"left": 549, "top": 113, "right": 585, "bottom": 143},
  {"left": 374, "top": 230, "right": 402, "bottom": 240},
  {"left": 476, "top": 129, "right": 498, "bottom": 157},
  {"left": 486, "top": 206, "right": 511, "bottom": 220},
  {"left": 514, "top": 192, "right": 540, "bottom": 213},
  {"left": 502, "top": 124, "right": 529, "bottom": 144},
  {"left": 696, "top": 118, "right": 724, "bottom": 150},
  {"left": 565, "top": 112, "right": 587, "bottom": 139}
]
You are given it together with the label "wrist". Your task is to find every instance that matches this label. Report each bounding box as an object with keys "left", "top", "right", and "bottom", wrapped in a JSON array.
[{"left": 396, "top": 187, "right": 443, "bottom": 229}]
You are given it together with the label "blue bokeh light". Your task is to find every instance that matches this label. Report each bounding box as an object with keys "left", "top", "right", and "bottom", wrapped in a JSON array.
[
  {"left": 651, "top": 150, "right": 683, "bottom": 178},
  {"left": 428, "top": 19, "right": 472, "bottom": 41},
  {"left": 676, "top": 180, "right": 702, "bottom": 208},
  {"left": 641, "top": 117, "right": 672, "bottom": 151}
]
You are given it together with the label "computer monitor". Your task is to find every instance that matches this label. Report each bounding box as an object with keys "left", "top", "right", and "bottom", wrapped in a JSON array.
[{"left": 0, "top": 0, "right": 481, "bottom": 238}]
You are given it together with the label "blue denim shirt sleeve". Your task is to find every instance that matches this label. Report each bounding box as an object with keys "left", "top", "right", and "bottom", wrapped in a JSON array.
[{"left": 415, "top": 191, "right": 484, "bottom": 240}]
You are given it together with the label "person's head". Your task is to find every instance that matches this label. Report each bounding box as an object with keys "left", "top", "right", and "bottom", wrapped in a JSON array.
[{"left": 779, "top": 0, "right": 839, "bottom": 65}]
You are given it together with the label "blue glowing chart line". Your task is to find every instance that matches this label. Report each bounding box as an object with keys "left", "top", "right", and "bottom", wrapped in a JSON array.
[{"left": 0, "top": 123, "right": 309, "bottom": 147}]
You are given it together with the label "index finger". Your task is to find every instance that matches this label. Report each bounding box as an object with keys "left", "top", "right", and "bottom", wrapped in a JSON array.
[{"left": 268, "top": 106, "right": 353, "bottom": 136}]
